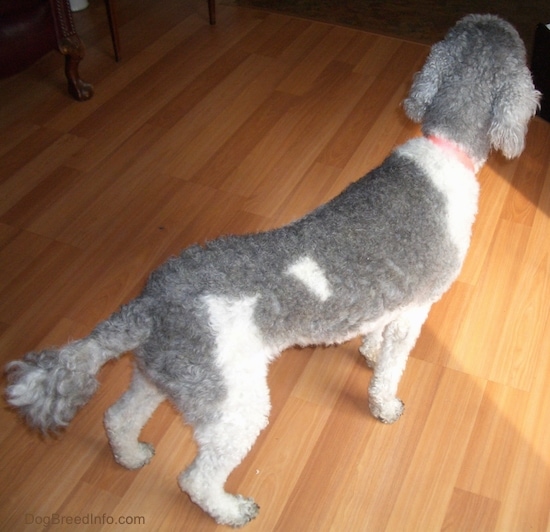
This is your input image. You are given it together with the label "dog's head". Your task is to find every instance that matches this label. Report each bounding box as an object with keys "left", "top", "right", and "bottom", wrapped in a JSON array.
[{"left": 403, "top": 14, "right": 540, "bottom": 161}]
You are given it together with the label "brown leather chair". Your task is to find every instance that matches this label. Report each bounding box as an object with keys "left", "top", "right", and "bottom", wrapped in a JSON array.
[{"left": 0, "top": 0, "right": 93, "bottom": 100}]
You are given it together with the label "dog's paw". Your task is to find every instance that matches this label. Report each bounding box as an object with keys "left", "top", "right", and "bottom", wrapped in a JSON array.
[
  {"left": 369, "top": 398, "right": 404, "bottom": 424},
  {"left": 359, "top": 345, "right": 378, "bottom": 369},
  {"left": 114, "top": 441, "right": 155, "bottom": 470},
  {"left": 359, "top": 336, "right": 381, "bottom": 369},
  {"left": 218, "top": 495, "right": 259, "bottom": 528},
  {"left": 192, "top": 492, "right": 259, "bottom": 528},
  {"left": 180, "top": 470, "right": 260, "bottom": 528}
]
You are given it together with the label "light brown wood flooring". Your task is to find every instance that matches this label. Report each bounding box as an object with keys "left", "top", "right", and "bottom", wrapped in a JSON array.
[{"left": 1, "top": 1, "right": 549, "bottom": 530}]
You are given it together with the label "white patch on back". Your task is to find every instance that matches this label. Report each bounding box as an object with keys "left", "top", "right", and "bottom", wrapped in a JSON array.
[
  {"left": 286, "top": 256, "right": 332, "bottom": 301},
  {"left": 396, "top": 137, "right": 479, "bottom": 260}
]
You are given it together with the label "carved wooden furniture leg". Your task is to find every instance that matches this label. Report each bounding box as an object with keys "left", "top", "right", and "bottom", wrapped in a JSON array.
[
  {"left": 49, "top": 0, "right": 94, "bottom": 100},
  {"left": 62, "top": 35, "right": 94, "bottom": 100}
]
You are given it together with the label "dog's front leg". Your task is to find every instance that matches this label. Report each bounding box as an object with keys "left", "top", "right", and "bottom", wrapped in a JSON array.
[{"left": 367, "top": 305, "right": 430, "bottom": 423}]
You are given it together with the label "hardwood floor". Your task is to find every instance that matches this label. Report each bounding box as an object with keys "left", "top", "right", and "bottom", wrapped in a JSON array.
[{"left": 1, "top": 1, "right": 549, "bottom": 530}]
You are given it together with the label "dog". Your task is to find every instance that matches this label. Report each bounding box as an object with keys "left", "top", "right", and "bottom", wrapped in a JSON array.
[{"left": 5, "top": 14, "right": 540, "bottom": 527}]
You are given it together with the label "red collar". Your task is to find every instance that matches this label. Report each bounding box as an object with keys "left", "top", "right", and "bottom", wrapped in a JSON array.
[{"left": 427, "top": 135, "right": 476, "bottom": 173}]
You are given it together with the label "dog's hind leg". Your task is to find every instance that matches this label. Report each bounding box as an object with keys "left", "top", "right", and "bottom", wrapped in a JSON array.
[
  {"left": 367, "top": 305, "right": 430, "bottom": 424},
  {"left": 360, "top": 327, "right": 384, "bottom": 368},
  {"left": 104, "top": 364, "right": 166, "bottom": 469},
  {"left": 178, "top": 377, "right": 270, "bottom": 527}
]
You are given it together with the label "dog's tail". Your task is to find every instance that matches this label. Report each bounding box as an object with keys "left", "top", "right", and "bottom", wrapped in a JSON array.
[{"left": 4, "top": 298, "right": 153, "bottom": 433}]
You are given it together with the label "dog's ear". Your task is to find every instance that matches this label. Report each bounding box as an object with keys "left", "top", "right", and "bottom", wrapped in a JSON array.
[
  {"left": 489, "top": 68, "right": 541, "bottom": 159},
  {"left": 402, "top": 44, "right": 446, "bottom": 122}
]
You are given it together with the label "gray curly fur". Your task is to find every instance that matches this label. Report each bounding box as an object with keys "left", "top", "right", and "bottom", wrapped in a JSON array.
[
  {"left": 5, "top": 349, "right": 100, "bottom": 432},
  {"left": 3, "top": 14, "right": 540, "bottom": 528},
  {"left": 5, "top": 301, "right": 153, "bottom": 431},
  {"left": 403, "top": 14, "right": 540, "bottom": 161}
]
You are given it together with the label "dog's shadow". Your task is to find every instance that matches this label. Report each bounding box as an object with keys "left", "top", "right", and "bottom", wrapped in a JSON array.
[
  {"left": 331, "top": 321, "right": 548, "bottom": 507},
  {"left": 487, "top": 116, "right": 550, "bottom": 218}
]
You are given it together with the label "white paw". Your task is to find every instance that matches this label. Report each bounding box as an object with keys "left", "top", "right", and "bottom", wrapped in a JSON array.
[
  {"left": 359, "top": 338, "right": 381, "bottom": 369},
  {"left": 215, "top": 494, "right": 259, "bottom": 528},
  {"left": 369, "top": 397, "right": 404, "bottom": 424},
  {"left": 180, "top": 473, "right": 260, "bottom": 529},
  {"left": 114, "top": 441, "right": 155, "bottom": 470}
]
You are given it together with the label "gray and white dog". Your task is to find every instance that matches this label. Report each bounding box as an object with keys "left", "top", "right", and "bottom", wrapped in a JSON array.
[{"left": 5, "top": 14, "right": 540, "bottom": 527}]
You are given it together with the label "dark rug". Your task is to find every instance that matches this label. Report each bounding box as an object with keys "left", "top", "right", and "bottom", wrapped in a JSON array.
[{"left": 222, "top": 0, "right": 550, "bottom": 57}]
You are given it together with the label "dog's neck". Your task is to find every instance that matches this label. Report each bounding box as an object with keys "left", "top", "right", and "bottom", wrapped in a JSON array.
[{"left": 426, "top": 135, "right": 476, "bottom": 173}]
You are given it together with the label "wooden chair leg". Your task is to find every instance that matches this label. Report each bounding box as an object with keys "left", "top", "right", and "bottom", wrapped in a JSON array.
[
  {"left": 208, "top": 0, "right": 216, "bottom": 25},
  {"left": 101, "top": 0, "right": 212, "bottom": 65},
  {"left": 49, "top": 0, "right": 94, "bottom": 100},
  {"left": 63, "top": 37, "right": 94, "bottom": 100},
  {"left": 105, "top": 0, "right": 121, "bottom": 61}
]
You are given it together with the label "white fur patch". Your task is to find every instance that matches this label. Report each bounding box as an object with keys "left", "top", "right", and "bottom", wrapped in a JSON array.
[
  {"left": 396, "top": 138, "right": 479, "bottom": 260},
  {"left": 187, "top": 295, "right": 273, "bottom": 526},
  {"left": 286, "top": 257, "right": 332, "bottom": 301},
  {"left": 203, "top": 295, "right": 270, "bottom": 366}
]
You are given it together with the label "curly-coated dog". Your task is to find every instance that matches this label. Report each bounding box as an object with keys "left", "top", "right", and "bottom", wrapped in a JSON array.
[{"left": 5, "top": 14, "right": 540, "bottom": 527}]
